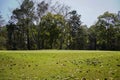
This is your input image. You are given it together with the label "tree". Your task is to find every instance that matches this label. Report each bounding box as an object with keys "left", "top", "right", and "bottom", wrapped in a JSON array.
[
  {"left": 89, "top": 11, "right": 120, "bottom": 50},
  {"left": 0, "top": 13, "right": 7, "bottom": 50},
  {"left": 40, "top": 13, "right": 65, "bottom": 49},
  {"left": 5, "top": 0, "right": 120, "bottom": 50},
  {"left": 67, "top": 10, "right": 82, "bottom": 49},
  {"left": 7, "top": 22, "right": 18, "bottom": 50},
  {"left": 20, "top": 0, "right": 35, "bottom": 49},
  {"left": 88, "top": 25, "right": 97, "bottom": 50},
  {"left": 35, "top": 1, "right": 49, "bottom": 49},
  {"left": 7, "top": 0, "right": 35, "bottom": 50},
  {"left": 114, "top": 11, "right": 120, "bottom": 50},
  {"left": 76, "top": 25, "right": 88, "bottom": 49}
]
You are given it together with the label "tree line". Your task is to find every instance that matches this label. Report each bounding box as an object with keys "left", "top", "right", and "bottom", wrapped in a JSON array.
[{"left": 0, "top": 0, "right": 120, "bottom": 50}]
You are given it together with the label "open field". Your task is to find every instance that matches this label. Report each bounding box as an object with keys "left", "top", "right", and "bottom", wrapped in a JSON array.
[{"left": 0, "top": 50, "right": 120, "bottom": 80}]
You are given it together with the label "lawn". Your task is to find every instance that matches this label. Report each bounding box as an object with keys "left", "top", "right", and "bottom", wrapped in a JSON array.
[{"left": 0, "top": 50, "right": 120, "bottom": 80}]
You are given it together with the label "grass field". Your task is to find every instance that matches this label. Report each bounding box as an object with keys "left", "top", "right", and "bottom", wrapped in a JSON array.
[{"left": 0, "top": 50, "right": 120, "bottom": 80}]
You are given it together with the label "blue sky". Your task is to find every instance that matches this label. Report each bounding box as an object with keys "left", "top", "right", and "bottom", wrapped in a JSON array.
[{"left": 0, "top": 0, "right": 120, "bottom": 27}]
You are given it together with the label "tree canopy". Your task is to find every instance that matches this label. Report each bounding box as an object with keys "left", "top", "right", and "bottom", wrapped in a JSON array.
[{"left": 0, "top": 0, "right": 120, "bottom": 50}]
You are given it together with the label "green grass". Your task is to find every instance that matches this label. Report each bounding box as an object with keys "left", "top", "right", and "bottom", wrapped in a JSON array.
[{"left": 0, "top": 50, "right": 120, "bottom": 80}]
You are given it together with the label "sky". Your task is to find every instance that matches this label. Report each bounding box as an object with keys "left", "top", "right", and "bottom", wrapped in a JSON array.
[{"left": 0, "top": 0, "right": 120, "bottom": 27}]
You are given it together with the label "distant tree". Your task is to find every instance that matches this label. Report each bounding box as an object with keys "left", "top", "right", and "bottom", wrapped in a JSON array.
[
  {"left": 40, "top": 13, "right": 65, "bottom": 49},
  {"left": 0, "top": 13, "right": 5, "bottom": 33},
  {"left": 7, "top": 22, "right": 17, "bottom": 50},
  {"left": 114, "top": 11, "right": 120, "bottom": 50},
  {"left": 89, "top": 11, "right": 120, "bottom": 50},
  {"left": 0, "top": 13, "right": 7, "bottom": 50},
  {"left": 7, "top": 0, "right": 36, "bottom": 50},
  {"left": 50, "top": 2, "right": 71, "bottom": 49},
  {"left": 0, "top": 14, "right": 4, "bottom": 27},
  {"left": 67, "top": 10, "right": 82, "bottom": 49},
  {"left": 88, "top": 25, "right": 97, "bottom": 50},
  {"left": 76, "top": 25, "right": 88, "bottom": 49},
  {"left": 5, "top": 0, "right": 120, "bottom": 50},
  {"left": 35, "top": 1, "right": 49, "bottom": 49}
]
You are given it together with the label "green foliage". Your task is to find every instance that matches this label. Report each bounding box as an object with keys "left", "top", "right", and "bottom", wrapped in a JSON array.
[
  {"left": 88, "top": 25, "right": 97, "bottom": 50},
  {"left": 7, "top": 0, "right": 35, "bottom": 50},
  {"left": 0, "top": 27, "right": 7, "bottom": 50},
  {"left": 0, "top": 14, "right": 6, "bottom": 50},
  {"left": 40, "top": 13, "right": 65, "bottom": 49},
  {"left": 67, "top": 10, "right": 87, "bottom": 49},
  {"left": 89, "top": 11, "right": 120, "bottom": 50},
  {"left": 0, "top": 0, "right": 120, "bottom": 50}
]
